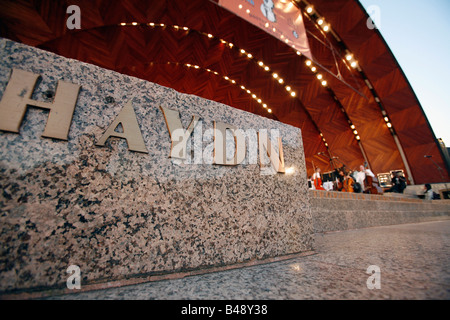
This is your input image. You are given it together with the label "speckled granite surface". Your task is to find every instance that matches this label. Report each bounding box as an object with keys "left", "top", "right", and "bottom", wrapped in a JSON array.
[
  {"left": 0, "top": 38, "right": 313, "bottom": 294},
  {"left": 44, "top": 220, "right": 450, "bottom": 300}
]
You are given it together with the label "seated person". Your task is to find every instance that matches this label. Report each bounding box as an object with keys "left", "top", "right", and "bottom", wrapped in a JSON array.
[
  {"left": 354, "top": 165, "right": 376, "bottom": 190},
  {"left": 424, "top": 184, "right": 434, "bottom": 200},
  {"left": 385, "top": 172, "right": 407, "bottom": 193},
  {"left": 336, "top": 170, "right": 345, "bottom": 192},
  {"left": 342, "top": 171, "right": 355, "bottom": 193}
]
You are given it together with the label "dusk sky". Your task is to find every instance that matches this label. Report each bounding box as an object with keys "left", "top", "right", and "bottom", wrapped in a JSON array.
[{"left": 359, "top": 0, "right": 450, "bottom": 145}]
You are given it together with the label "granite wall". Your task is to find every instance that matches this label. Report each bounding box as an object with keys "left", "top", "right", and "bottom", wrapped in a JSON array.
[{"left": 0, "top": 39, "right": 314, "bottom": 295}]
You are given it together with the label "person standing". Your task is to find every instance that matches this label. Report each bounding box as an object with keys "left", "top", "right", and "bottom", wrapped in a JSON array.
[
  {"left": 354, "top": 165, "right": 366, "bottom": 189},
  {"left": 336, "top": 170, "right": 345, "bottom": 191}
]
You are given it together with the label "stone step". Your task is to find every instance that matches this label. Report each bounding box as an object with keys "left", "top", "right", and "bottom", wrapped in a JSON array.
[{"left": 381, "top": 192, "right": 420, "bottom": 200}]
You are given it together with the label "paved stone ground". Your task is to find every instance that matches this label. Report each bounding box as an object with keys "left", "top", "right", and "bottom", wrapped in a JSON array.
[{"left": 45, "top": 220, "right": 450, "bottom": 300}]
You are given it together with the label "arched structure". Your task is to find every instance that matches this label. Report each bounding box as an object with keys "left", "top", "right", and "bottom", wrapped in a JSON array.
[{"left": 0, "top": 0, "right": 448, "bottom": 184}]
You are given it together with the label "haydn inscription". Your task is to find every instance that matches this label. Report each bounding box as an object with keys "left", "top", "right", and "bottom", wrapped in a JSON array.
[{"left": 0, "top": 68, "right": 286, "bottom": 173}]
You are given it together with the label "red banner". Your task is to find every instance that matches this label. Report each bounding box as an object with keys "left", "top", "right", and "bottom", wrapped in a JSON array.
[{"left": 217, "top": 0, "right": 312, "bottom": 59}]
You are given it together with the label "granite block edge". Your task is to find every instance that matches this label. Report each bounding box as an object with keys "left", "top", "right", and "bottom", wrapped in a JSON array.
[{"left": 0, "top": 250, "right": 316, "bottom": 300}]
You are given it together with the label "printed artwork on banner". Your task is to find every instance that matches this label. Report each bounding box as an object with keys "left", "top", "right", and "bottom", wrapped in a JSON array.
[{"left": 217, "top": 0, "right": 312, "bottom": 59}]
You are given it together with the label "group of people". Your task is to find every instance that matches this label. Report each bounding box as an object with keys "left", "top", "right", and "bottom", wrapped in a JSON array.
[
  {"left": 310, "top": 165, "right": 440, "bottom": 199},
  {"left": 310, "top": 165, "right": 384, "bottom": 194}
]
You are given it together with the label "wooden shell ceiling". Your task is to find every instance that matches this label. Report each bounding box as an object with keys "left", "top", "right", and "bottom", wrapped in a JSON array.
[{"left": 0, "top": 0, "right": 448, "bottom": 184}]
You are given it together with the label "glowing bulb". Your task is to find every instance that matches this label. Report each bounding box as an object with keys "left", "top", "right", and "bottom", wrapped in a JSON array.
[
  {"left": 311, "top": 67, "right": 317, "bottom": 72},
  {"left": 278, "top": 78, "right": 284, "bottom": 84},
  {"left": 351, "top": 61, "right": 358, "bottom": 68},
  {"left": 273, "top": 73, "right": 278, "bottom": 78},
  {"left": 356, "top": 135, "right": 361, "bottom": 140},
  {"left": 291, "top": 91, "right": 296, "bottom": 97},
  {"left": 306, "top": 60, "right": 312, "bottom": 66},
  {"left": 263, "top": 104, "right": 267, "bottom": 108},
  {"left": 257, "top": 99, "right": 262, "bottom": 103},
  {"left": 346, "top": 54, "right": 352, "bottom": 61},
  {"left": 132, "top": 22, "right": 138, "bottom": 26},
  {"left": 317, "top": 74, "right": 323, "bottom": 80},
  {"left": 228, "top": 43, "right": 234, "bottom": 48},
  {"left": 306, "top": 6, "right": 313, "bottom": 13},
  {"left": 318, "top": 19, "right": 324, "bottom": 25},
  {"left": 258, "top": 61, "right": 264, "bottom": 66},
  {"left": 296, "top": 51, "right": 301, "bottom": 55},
  {"left": 387, "top": 122, "right": 392, "bottom": 128},
  {"left": 350, "top": 125, "right": 356, "bottom": 129},
  {"left": 246, "top": 9, "right": 250, "bottom": 14},
  {"left": 286, "top": 86, "right": 291, "bottom": 91},
  {"left": 239, "top": 4, "right": 243, "bottom": 9},
  {"left": 384, "top": 117, "right": 389, "bottom": 122},
  {"left": 264, "top": 66, "right": 269, "bottom": 71},
  {"left": 323, "top": 25, "right": 329, "bottom": 32},
  {"left": 321, "top": 80, "right": 327, "bottom": 86},
  {"left": 120, "top": 22, "right": 127, "bottom": 26},
  {"left": 207, "top": 34, "right": 213, "bottom": 38},
  {"left": 353, "top": 130, "right": 358, "bottom": 135},
  {"left": 247, "top": 53, "right": 252, "bottom": 58},
  {"left": 240, "top": 49, "right": 246, "bottom": 54},
  {"left": 252, "top": 94, "right": 256, "bottom": 99},
  {"left": 268, "top": 109, "right": 272, "bottom": 113}
]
